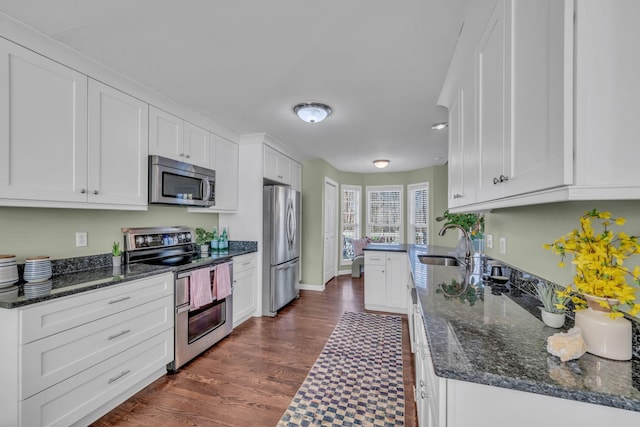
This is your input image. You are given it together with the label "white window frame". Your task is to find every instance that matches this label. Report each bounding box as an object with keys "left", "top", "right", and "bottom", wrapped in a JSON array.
[
  {"left": 366, "top": 185, "right": 404, "bottom": 244},
  {"left": 407, "top": 182, "right": 429, "bottom": 245},
  {"left": 341, "top": 185, "right": 362, "bottom": 263}
]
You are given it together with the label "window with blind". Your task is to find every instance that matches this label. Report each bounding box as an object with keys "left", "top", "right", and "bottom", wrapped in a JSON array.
[
  {"left": 341, "top": 185, "right": 361, "bottom": 261},
  {"left": 408, "top": 182, "right": 429, "bottom": 245},
  {"left": 366, "top": 185, "right": 403, "bottom": 244}
]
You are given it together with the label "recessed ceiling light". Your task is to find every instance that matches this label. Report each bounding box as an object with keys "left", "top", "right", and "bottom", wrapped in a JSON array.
[
  {"left": 431, "top": 122, "right": 448, "bottom": 130},
  {"left": 373, "top": 159, "right": 390, "bottom": 169},
  {"left": 293, "top": 102, "right": 332, "bottom": 123}
]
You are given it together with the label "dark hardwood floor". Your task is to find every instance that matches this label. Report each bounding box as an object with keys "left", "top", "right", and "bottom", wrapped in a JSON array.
[{"left": 92, "top": 274, "right": 417, "bottom": 427}]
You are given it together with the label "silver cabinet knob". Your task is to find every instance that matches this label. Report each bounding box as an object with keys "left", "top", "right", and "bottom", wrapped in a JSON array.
[
  {"left": 80, "top": 189, "right": 87, "bottom": 194},
  {"left": 93, "top": 190, "right": 99, "bottom": 195}
]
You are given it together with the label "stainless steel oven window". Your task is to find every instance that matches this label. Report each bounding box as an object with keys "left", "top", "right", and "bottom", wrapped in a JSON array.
[{"left": 187, "top": 299, "right": 226, "bottom": 343}]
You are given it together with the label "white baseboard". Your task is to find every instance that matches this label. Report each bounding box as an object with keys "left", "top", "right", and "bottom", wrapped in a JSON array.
[{"left": 298, "top": 283, "right": 325, "bottom": 292}]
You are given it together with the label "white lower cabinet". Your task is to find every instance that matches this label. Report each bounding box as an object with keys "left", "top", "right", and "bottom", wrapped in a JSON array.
[
  {"left": 364, "top": 251, "right": 408, "bottom": 314},
  {"left": 0, "top": 273, "right": 174, "bottom": 427},
  {"left": 232, "top": 253, "right": 257, "bottom": 326}
]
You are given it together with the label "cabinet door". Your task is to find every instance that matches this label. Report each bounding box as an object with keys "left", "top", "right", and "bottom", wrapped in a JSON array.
[
  {"left": 385, "top": 253, "right": 408, "bottom": 311},
  {"left": 183, "top": 121, "right": 210, "bottom": 167},
  {"left": 460, "top": 67, "right": 478, "bottom": 205},
  {"left": 263, "top": 145, "right": 280, "bottom": 181},
  {"left": 149, "top": 106, "right": 184, "bottom": 160},
  {"left": 212, "top": 135, "right": 239, "bottom": 211},
  {"left": 476, "top": 0, "right": 507, "bottom": 202},
  {"left": 447, "top": 98, "right": 464, "bottom": 207},
  {"left": 364, "top": 263, "right": 386, "bottom": 308},
  {"left": 232, "top": 255, "right": 257, "bottom": 325},
  {"left": 290, "top": 161, "right": 302, "bottom": 192},
  {"left": 87, "top": 79, "right": 149, "bottom": 206},
  {"left": 507, "top": 0, "right": 573, "bottom": 196},
  {"left": 0, "top": 38, "right": 88, "bottom": 202}
]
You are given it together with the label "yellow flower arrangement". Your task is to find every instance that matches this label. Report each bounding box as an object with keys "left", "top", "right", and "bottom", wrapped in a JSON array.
[{"left": 544, "top": 209, "right": 640, "bottom": 318}]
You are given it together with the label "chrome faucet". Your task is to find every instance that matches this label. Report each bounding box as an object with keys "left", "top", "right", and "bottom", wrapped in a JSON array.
[{"left": 438, "top": 224, "right": 473, "bottom": 268}]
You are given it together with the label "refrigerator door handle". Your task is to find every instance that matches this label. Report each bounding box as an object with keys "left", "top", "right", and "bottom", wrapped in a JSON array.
[{"left": 286, "top": 200, "right": 296, "bottom": 248}]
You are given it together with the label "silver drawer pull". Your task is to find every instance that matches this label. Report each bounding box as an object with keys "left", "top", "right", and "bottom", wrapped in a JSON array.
[
  {"left": 108, "top": 329, "right": 131, "bottom": 340},
  {"left": 242, "top": 261, "right": 251, "bottom": 266},
  {"left": 107, "top": 369, "right": 131, "bottom": 384},
  {"left": 421, "top": 390, "right": 428, "bottom": 399},
  {"left": 420, "top": 380, "right": 425, "bottom": 387},
  {"left": 108, "top": 296, "right": 131, "bottom": 305}
]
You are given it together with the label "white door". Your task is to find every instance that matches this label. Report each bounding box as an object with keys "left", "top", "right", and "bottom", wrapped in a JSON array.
[{"left": 323, "top": 178, "right": 338, "bottom": 284}]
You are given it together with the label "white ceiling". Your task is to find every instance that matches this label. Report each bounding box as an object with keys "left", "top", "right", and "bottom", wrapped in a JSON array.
[{"left": 0, "top": 0, "right": 469, "bottom": 173}]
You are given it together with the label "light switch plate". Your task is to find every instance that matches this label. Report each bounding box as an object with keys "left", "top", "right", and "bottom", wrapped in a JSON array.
[{"left": 76, "top": 232, "right": 88, "bottom": 247}]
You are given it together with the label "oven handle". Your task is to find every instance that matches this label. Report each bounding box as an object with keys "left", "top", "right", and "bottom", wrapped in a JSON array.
[
  {"left": 177, "top": 264, "right": 217, "bottom": 279},
  {"left": 177, "top": 304, "right": 192, "bottom": 314}
]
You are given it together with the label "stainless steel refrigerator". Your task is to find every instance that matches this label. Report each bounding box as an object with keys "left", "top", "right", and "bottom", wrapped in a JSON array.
[{"left": 262, "top": 185, "right": 301, "bottom": 316}]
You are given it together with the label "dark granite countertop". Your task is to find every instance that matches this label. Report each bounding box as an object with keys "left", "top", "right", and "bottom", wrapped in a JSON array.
[
  {"left": 0, "top": 247, "right": 256, "bottom": 309},
  {"left": 399, "top": 244, "right": 640, "bottom": 414}
]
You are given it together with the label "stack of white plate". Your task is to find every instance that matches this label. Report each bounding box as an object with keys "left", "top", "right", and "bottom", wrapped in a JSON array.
[
  {"left": 0, "top": 255, "right": 19, "bottom": 288},
  {"left": 24, "top": 280, "right": 52, "bottom": 299},
  {"left": 24, "top": 256, "right": 52, "bottom": 283}
]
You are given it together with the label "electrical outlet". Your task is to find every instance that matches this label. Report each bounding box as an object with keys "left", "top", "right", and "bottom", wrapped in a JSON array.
[
  {"left": 499, "top": 237, "right": 507, "bottom": 255},
  {"left": 486, "top": 234, "right": 494, "bottom": 249},
  {"left": 76, "top": 232, "right": 88, "bottom": 247}
]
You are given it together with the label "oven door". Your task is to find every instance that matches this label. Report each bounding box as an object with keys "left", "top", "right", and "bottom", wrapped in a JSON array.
[{"left": 170, "top": 266, "right": 233, "bottom": 371}]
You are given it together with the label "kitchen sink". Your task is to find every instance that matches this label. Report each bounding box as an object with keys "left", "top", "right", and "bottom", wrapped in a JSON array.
[{"left": 418, "top": 254, "right": 461, "bottom": 267}]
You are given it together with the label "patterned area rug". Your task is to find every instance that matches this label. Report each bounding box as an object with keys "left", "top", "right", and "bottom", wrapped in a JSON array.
[{"left": 277, "top": 311, "right": 405, "bottom": 426}]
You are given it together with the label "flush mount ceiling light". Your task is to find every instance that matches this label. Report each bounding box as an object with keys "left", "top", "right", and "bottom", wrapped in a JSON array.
[
  {"left": 431, "top": 122, "right": 448, "bottom": 130},
  {"left": 373, "top": 159, "right": 390, "bottom": 169},
  {"left": 293, "top": 102, "right": 332, "bottom": 123}
]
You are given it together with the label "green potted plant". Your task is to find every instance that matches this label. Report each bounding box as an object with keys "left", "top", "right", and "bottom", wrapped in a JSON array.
[
  {"left": 436, "top": 210, "right": 484, "bottom": 253},
  {"left": 534, "top": 281, "right": 568, "bottom": 328},
  {"left": 111, "top": 241, "right": 122, "bottom": 267},
  {"left": 195, "top": 228, "right": 214, "bottom": 254}
]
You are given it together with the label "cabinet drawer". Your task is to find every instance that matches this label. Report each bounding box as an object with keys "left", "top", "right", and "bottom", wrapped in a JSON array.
[
  {"left": 364, "top": 252, "right": 386, "bottom": 266},
  {"left": 20, "top": 329, "right": 173, "bottom": 427},
  {"left": 233, "top": 253, "right": 256, "bottom": 274},
  {"left": 19, "top": 273, "right": 172, "bottom": 344},
  {"left": 21, "top": 295, "right": 173, "bottom": 400}
]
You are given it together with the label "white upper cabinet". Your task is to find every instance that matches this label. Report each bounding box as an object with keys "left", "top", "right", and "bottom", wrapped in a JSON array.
[
  {"left": 440, "top": 0, "right": 640, "bottom": 211},
  {"left": 0, "top": 38, "right": 88, "bottom": 204},
  {"left": 476, "top": 1, "right": 508, "bottom": 202},
  {"left": 149, "top": 107, "right": 210, "bottom": 168},
  {"left": 263, "top": 144, "right": 301, "bottom": 190},
  {"left": 0, "top": 39, "right": 148, "bottom": 210},
  {"left": 149, "top": 106, "right": 183, "bottom": 160},
  {"left": 573, "top": 0, "right": 640, "bottom": 197},
  {"left": 447, "top": 98, "right": 464, "bottom": 207},
  {"left": 88, "top": 79, "right": 149, "bottom": 206},
  {"left": 183, "top": 121, "right": 210, "bottom": 168},
  {"left": 505, "top": 0, "right": 573, "bottom": 197},
  {"left": 211, "top": 135, "right": 239, "bottom": 211}
]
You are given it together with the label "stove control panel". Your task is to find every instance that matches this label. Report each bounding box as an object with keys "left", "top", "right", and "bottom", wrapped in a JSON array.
[{"left": 122, "top": 226, "right": 194, "bottom": 251}]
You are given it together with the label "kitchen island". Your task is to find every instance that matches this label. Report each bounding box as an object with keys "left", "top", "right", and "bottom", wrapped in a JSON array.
[{"left": 366, "top": 244, "right": 640, "bottom": 425}]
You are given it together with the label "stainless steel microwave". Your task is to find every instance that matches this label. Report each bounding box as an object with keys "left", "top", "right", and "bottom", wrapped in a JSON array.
[{"left": 148, "top": 155, "right": 215, "bottom": 207}]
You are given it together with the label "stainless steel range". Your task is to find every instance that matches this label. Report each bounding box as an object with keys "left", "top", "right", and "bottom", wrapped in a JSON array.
[{"left": 122, "top": 226, "right": 233, "bottom": 371}]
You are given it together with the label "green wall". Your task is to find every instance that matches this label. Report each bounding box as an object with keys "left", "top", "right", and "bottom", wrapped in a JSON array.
[
  {"left": 0, "top": 206, "right": 218, "bottom": 261},
  {"left": 484, "top": 200, "right": 640, "bottom": 286},
  {"left": 301, "top": 159, "right": 454, "bottom": 286}
]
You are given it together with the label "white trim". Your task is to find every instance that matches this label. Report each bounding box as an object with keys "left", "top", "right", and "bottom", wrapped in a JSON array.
[
  {"left": 340, "top": 184, "right": 362, "bottom": 262},
  {"left": 298, "top": 283, "right": 325, "bottom": 292}
]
